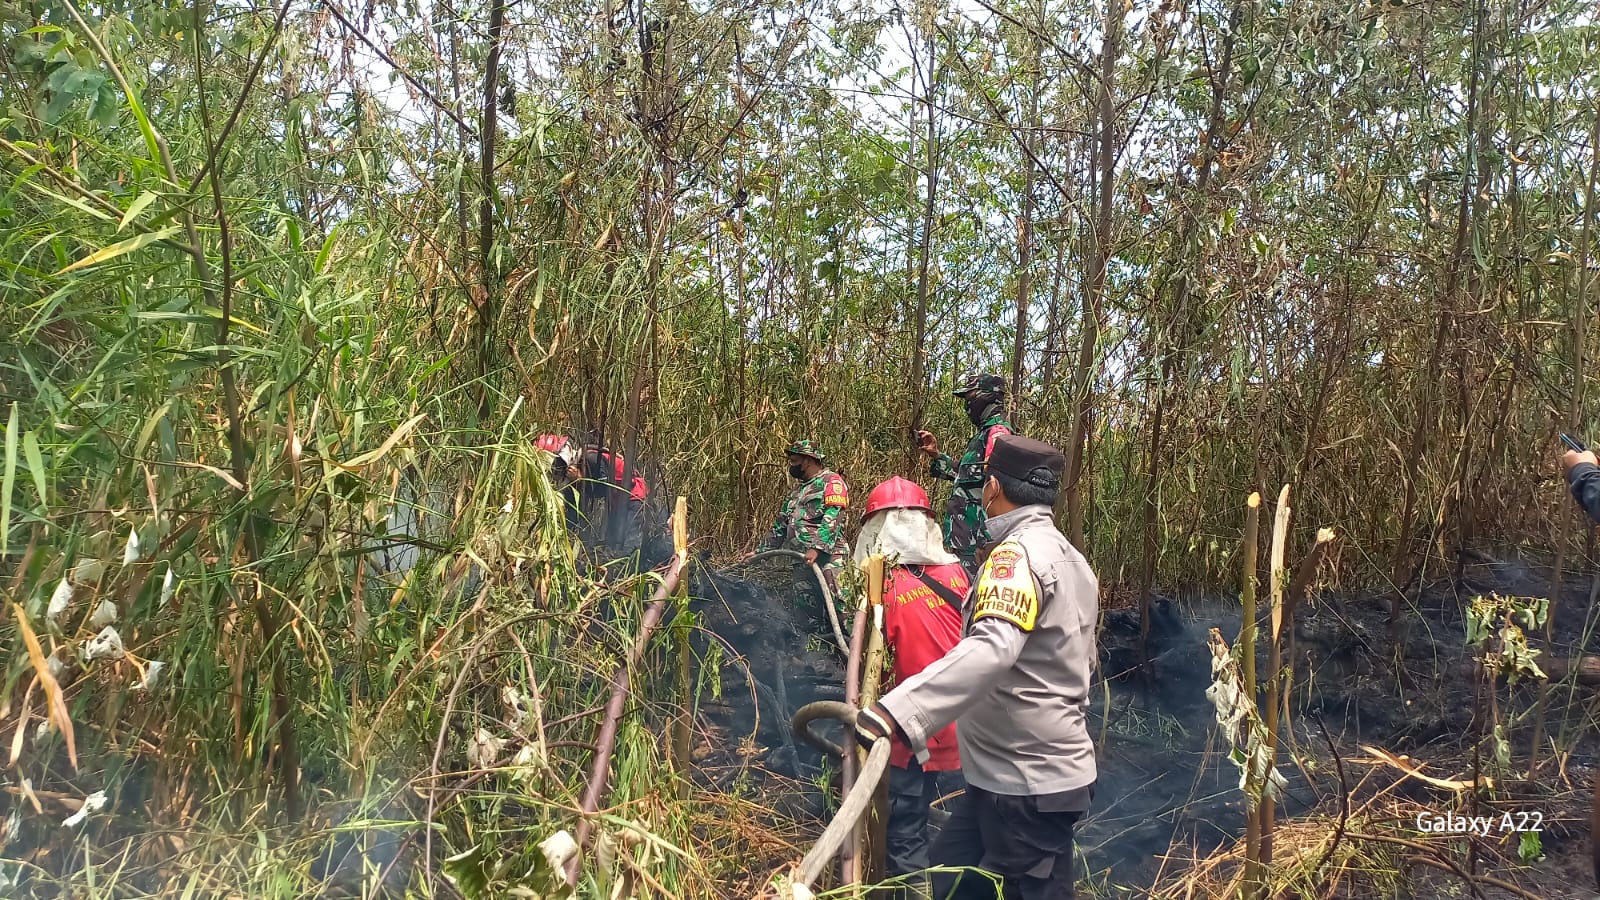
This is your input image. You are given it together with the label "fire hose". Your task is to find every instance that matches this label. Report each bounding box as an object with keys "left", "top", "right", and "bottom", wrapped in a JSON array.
[
  {"left": 788, "top": 701, "right": 892, "bottom": 890},
  {"left": 776, "top": 555, "right": 964, "bottom": 895},
  {"left": 741, "top": 549, "right": 850, "bottom": 655},
  {"left": 786, "top": 553, "right": 892, "bottom": 892},
  {"left": 791, "top": 700, "right": 951, "bottom": 822}
]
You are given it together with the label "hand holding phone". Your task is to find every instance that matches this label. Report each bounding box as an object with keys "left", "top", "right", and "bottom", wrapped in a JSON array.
[{"left": 1560, "top": 433, "right": 1597, "bottom": 475}]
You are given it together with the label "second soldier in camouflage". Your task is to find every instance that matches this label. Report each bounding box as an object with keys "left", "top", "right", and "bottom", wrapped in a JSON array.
[
  {"left": 915, "top": 372, "right": 1015, "bottom": 575},
  {"left": 757, "top": 439, "right": 851, "bottom": 637}
]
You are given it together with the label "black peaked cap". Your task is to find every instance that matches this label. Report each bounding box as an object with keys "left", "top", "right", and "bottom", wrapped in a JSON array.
[{"left": 989, "top": 435, "right": 1066, "bottom": 488}]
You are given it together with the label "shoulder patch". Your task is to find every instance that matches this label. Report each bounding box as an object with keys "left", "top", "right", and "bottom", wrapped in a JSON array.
[
  {"left": 983, "top": 424, "right": 1013, "bottom": 459},
  {"left": 823, "top": 475, "right": 849, "bottom": 507},
  {"left": 972, "top": 541, "right": 1038, "bottom": 631}
]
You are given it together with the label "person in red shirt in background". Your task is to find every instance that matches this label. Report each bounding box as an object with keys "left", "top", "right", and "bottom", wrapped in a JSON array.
[
  {"left": 580, "top": 445, "right": 650, "bottom": 504},
  {"left": 534, "top": 433, "right": 585, "bottom": 530},
  {"left": 532, "top": 434, "right": 652, "bottom": 553},
  {"left": 579, "top": 444, "right": 650, "bottom": 553},
  {"left": 853, "top": 476, "right": 971, "bottom": 884}
]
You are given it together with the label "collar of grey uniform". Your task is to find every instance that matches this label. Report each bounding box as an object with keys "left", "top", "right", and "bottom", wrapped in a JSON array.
[{"left": 983, "top": 504, "right": 1054, "bottom": 544}]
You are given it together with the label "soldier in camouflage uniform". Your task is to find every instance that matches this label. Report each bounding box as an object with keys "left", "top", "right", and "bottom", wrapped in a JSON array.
[
  {"left": 757, "top": 440, "right": 850, "bottom": 635},
  {"left": 915, "top": 372, "right": 1015, "bottom": 576}
]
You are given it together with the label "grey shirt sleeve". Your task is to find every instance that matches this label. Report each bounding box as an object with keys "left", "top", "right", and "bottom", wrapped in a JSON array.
[{"left": 878, "top": 617, "right": 1027, "bottom": 759}]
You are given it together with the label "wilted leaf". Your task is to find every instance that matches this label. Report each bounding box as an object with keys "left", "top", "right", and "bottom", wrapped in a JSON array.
[
  {"left": 135, "top": 660, "right": 165, "bottom": 691},
  {"left": 47, "top": 579, "right": 73, "bottom": 623},
  {"left": 466, "top": 728, "right": 504, "bottom": 769},
  {"left": 12, "top": 604, "right": 77, "bottom": 770},
  {"left": 90, "top": 599, "right": 117, "bottom": 628},
  {"left": 538, "top": 830, "right": 578, "bottom": 873},
  {"left": 55, "top": 226, "right": 182, "bottom": 275},
  {"left": 72, "top": 558, "right": 105, "bottom": 584},
  {"left": 336, "top": 414, "right": 426, "bottom": 471},
  {"left": 442, "top": 844, "right": 490, "bottom": 900},
  {"left": 62, "top": 791, "right": 107, "bottom": 827},
  {"left": 511, "top": 743, "right": 544, "bottom": 780},
  {"left": 83, "top": 626, "right": 125, "bottom": 661}
]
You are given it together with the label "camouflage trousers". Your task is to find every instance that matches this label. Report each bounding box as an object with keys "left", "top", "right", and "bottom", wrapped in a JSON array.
[
  {"left": 945, "top": 499, "right": 990, "bottom": 578},
  {"left": 790, "top": 563, "right": 846, "bottom": 644}
]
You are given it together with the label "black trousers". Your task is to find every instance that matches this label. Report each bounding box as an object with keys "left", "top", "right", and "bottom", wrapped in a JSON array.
[
  {"left": 887, "top": 760, "right": 967, "bottom": 878},
  {"left": 927, "top": 786, "right": 1082, "bottom": 900}
]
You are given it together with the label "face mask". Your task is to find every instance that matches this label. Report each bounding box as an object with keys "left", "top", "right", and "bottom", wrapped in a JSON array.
[
  {"left": 965, "top": 396, "right": 995, "bottom": 426},
  {"left": 980, "top": 478, "right": 998, "bottom": 516},
  {"left": 788, "top": 464, "right": 805, "bottom": 480}
]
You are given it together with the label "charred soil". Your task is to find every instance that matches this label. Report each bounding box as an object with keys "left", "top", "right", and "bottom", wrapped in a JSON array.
[{"left": 684, "top": 552, "right": 1600, "bottom": 899}]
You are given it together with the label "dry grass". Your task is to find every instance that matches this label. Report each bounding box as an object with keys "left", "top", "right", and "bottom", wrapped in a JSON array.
[{"left": 1146, "top": 765, "right": 1594, "bottom": 900}]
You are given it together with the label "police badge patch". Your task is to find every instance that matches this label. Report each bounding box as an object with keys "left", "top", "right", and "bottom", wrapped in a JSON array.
[
  {"left": 972, "top": 541, "right": 1038, "bottom": 631},
  {"left": 988, "top": 547, "right": 1018, "bottom": 580}
]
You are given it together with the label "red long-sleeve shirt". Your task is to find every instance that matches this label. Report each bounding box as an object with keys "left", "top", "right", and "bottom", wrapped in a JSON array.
[
  {"left": 590, "top": 449, "right": 649, "bottom": 501},
  {"left": 882, "top": 563, "right": 969, "bottom": 770}
]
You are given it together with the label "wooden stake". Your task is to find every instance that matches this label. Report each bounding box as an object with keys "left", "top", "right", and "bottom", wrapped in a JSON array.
[
  {"left": 672, "top": 496, "right": 688, "bottom": 559},
  {"left": 1279, "top": 528, "right": 1337, "bottom": 740},
  {"left": 859, "top": 555, "right": 889, "bottom": 885},
  {"left": 839, "top": 602, "right": 869, "bottom": 887},
  {"left": 1240, "top": 492, "right": 1262, "bottom": 899},
  {"left": 671, "top": 496, "right": 691, "bottom": 799},
  {"left": 1260, "top": 484, "right": 1291, "bottom": 865}
]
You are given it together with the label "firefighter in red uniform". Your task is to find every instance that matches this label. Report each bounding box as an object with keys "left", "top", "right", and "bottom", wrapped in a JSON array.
[
  {"left": 534, "top": 433, "right": 584, "bottom": 530},
  {"left": 579, "top": 444, "right": 651, "bottom": 552},
  {"left": 853, "top": 476, "right": 971, "bottom": 884}
]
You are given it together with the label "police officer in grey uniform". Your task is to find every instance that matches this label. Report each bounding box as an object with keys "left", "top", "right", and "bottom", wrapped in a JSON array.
[{"left": 855, "top": 434, "right": 1098, "bottom": 899}]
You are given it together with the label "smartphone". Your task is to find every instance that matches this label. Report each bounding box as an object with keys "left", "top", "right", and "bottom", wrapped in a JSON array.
[{"left": 1561, "top": 433, "right": 1587, "bottom": 453}]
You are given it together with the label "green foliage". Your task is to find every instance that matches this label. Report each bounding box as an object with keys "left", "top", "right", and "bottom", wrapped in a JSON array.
[
  {"left": 4, "top": 0, "right": 1600, "bottom": 892},
  {"left": 1518, "top": 828, "right": 1543, "bottom": 862},
  {"left": 1465, "top": 594, "right": 1549, "bottom": 685},
  {"left": 8, "top": 24, "right": 117, "bottom": 130}
]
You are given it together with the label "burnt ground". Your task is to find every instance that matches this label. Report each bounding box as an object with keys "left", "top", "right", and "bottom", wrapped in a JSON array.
[
  {"left": 675, "top": 550, "right": 1600, "bottom": 898},
  {"left": 689, "top": 555, "right": 849, "bottom": 791}
]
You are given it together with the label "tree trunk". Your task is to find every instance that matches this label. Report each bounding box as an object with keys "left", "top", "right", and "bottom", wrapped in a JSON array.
[
  {"left": 1010, "top": 13, "right": 1039, "bottom": 420},
  {"left": 474, "top": 0, "right": 507, "bottom": 418},
  {"left": 907, "top": 26, "right": 940, "bottom": 473},
  {"left": 1063, "top": 0, "right": 1121, "bottom": 546}
]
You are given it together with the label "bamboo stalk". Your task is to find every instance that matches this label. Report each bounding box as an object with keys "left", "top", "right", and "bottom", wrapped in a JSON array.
[
  {"left": 858, "top": 555, "right": 889, "bottom": 885},
  {"left": 1279, "top": 528, "right": 1338, "bottom": 740},
  {"left": 1240, "top": 492, "right": 1262, "bottom": 899},
  {"left": 839, "top": 602, "right": 870, "bottom": 885},
  {"left": 1259, "top": 484, "right": 1291, "bottom": 865},
  {"left": 671, "top": 497, "right": 692, "bottom": 800},
  {"left": 566, "top": 501, "right": 689, "bottom": 886}
]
